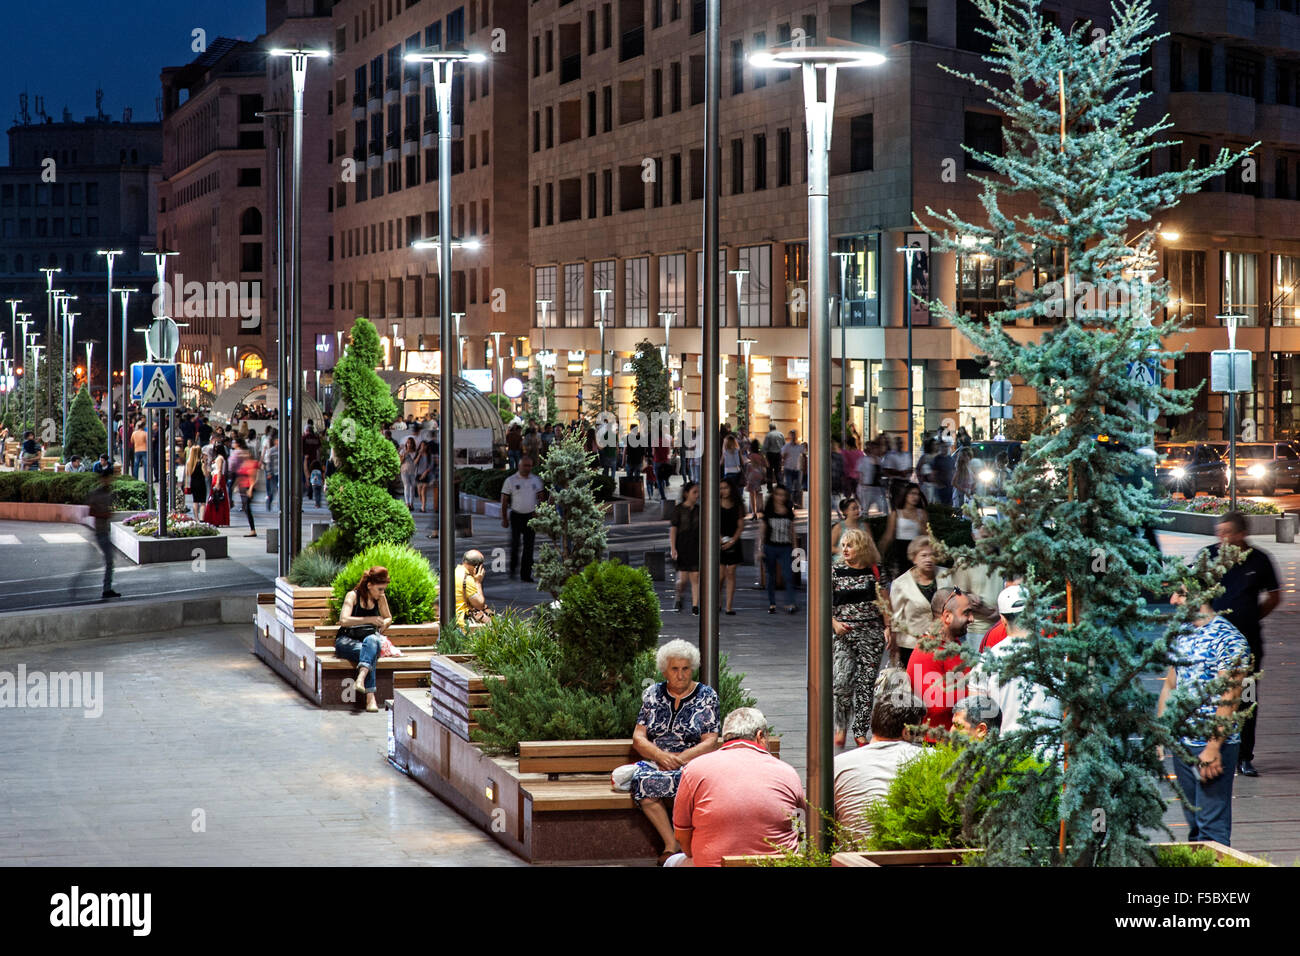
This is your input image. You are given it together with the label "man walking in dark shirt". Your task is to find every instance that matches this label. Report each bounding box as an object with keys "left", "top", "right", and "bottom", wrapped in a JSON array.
[
  {"left": 86, "top": 465, "right": 120, "bottom": 599},
  {"left": 1205, "top": 511, "right": 1281, "bottom": 777}
]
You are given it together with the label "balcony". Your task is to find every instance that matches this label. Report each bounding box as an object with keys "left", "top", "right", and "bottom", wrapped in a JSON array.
[
  {"left": 422, "top": 114, "right": 438, "bottom": 149},
  {"left": 1172, "top": 190, "right": 1256, "bottom": 236},
  {"left": 352, "top": 144, "right": 365, "bottom": 162},
  {"left": 560, "top": 53, "right": 581, "bottom": 85},
  {"left": 402, "top": 75, "right": 420, "bottom": 96},
  {"left": 1168, "top": 92, "right": 1255, "bottom": 141},
  {"left": 404, "top": 123, "right": 419, "bottom": 142},
  {"left": 1255, "top": 103, "right": 1300, "bottom": 146},
  {"left": 384, "top": 130, "right": 400, "bottom": 163},
  {"left": 1168, "top": 0, "right": 1255, "bottom": 42},
  {"left": 367, "top": 138, "right": 382, "bottom": 170},
  {"left": 385, "top": 74, "right": 401, "bottom": 105},
  {"left": 367, "top": 83, "right": 382, "bottom": 111},
  {"left": 1255, "top": 9, "right": 1300, "bottom": 54},
  {"left": 620, "top": 27, "right": 644, "bottom": 62}
]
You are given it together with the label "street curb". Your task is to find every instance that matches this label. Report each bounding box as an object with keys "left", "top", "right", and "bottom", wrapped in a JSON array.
[{"left": 0, "top": 592, "right": 259, "bottom": 650}]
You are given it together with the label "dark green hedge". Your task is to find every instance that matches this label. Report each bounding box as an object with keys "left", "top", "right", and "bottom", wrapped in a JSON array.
[{"left": 0, "top": 471, "right": 147, "bottom": 510}]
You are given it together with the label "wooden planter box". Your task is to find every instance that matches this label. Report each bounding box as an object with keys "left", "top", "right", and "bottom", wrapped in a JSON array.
[
  {"left": 274, "top": 577, "right": 332, "bottom": 632},
  {"left": 109, "top": 521, "right": 228, "bottom": 564},
  {"left": 429, "top": 654, "right": 502, "bottom": 740},
  {"left": 831, "top": 841, "right": 1271, "bottom": 867}
]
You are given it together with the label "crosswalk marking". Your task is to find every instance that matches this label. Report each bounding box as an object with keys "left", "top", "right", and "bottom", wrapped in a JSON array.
[
  {"left": 38, "top": 533, "right": 87, "bottom": 544},
  {"left": 0, "top": 535, "right": 19, "bottom": 545}
]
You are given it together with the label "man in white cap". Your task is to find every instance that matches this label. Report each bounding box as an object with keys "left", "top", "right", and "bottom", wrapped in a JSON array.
[{"left": 971, "top": 584, "right": 1060, "bottom": 736}]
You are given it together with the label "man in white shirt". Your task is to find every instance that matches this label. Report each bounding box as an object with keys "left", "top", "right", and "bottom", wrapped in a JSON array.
[
  {"left": 833, "top": 672, "right": 926, "bottom": 843},
  {"left": 881, "top": 437, "right": 913, "bottom": 505},
  {"left": 500, "top": 456, "right": 546, "bottom": 582},
  {"left": 971, "top": 585, "right": 1061, "bottom": 736},
  {"left": 781, "top": 430, "right": 804, "bottom": 508},
  {"left": 855, "top": 441, "right": 888, "bottom": 516}
]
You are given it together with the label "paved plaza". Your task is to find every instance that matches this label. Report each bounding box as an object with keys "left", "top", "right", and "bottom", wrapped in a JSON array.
[{"left": 0, "top": 496, "right": 1296, "bottom": 864}]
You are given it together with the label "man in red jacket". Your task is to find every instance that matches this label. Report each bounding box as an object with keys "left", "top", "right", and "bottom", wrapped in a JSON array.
[{"left": 908, "top": 587, "right": 974, "bottom": 735}]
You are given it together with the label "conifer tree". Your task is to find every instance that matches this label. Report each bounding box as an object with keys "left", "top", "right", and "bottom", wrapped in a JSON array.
[
  {"left": 530, "top": 429, "right": 608, "bottom": 595},
  {"left": 326, "top": 317, "right": 414, "bottom": 555},
  {"left": 915, "top": 0, "right": 1252, "bottom": 865},
  {"left": 62, "top": 385, "right": 106, "bottom": 461},
  {"left": 629, "top": 339, "right": 670, "bottom": 419}
]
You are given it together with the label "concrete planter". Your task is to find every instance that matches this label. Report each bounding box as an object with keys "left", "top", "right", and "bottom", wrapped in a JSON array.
[
  {"left": 459, "top": 493, "right": 502, "bottom": 518},
  {"left": 109, "top": 521, "right": 228, "bottom": 564},
  {"left": 1159, "top": 510, "right": 1279, "bottom": 537}
]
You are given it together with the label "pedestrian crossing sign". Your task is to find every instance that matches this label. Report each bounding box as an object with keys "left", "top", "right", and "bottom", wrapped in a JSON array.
[{"left": 133, "top": 362, "right": 179, "bottom": 408}]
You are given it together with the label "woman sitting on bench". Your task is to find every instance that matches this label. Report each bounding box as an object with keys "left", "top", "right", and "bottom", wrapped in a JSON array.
[
  {"left": 631, "top": 639, "right": 720, "bottom": 864},
  {"left": 335, "top": 565, "right": 393, "bottom": 712}
]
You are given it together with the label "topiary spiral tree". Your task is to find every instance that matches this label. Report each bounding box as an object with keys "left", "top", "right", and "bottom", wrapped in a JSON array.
[{"left": 326, "top": 317, "right": 414, "bottom": 556}]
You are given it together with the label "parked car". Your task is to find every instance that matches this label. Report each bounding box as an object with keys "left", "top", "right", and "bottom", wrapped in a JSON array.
[
  {"left": 1154, "top": 443, "right": 1228, "bottom": 498},
  {"left": 968, "top": 440, "right": 1022, "bottom": 496},
  {"left": 1226, "top": 442, "right": 1300, "bottom": 495}
]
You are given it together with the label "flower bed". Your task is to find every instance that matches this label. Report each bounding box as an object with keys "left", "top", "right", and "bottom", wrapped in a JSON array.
[
  {"left": 124, "top": 511, "right": 219, "bottom": 537},
  {"left": 1159, "top": 496, "right": 1280, "bottom": 516}
]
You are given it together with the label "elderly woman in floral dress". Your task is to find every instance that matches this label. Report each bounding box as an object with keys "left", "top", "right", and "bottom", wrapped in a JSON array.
[{"left": 630, "top": 639, "right": 720, "bottom": 864}]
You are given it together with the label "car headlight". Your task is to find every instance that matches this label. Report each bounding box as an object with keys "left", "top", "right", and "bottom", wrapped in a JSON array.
[
  {"left": 1248, "top": 464, "right": 1266, "bottom": 478},
  {"left": 978, "top": 468, "right": 995, "bottom": 483},
  {"left": 1170, "top": 467, "right": 1186, "bottom": 480}
]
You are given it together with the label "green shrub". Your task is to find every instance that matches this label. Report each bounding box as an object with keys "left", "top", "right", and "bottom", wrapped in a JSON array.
[
  {"left": 288, "top": 549, "right": 346, "bottom": 587},
  {"left": 863, "top": 746, "right": 970, "bottom": 851},
  {"left": 1155, "top": 844, "right": 1219, "bottom": 868},
  {"left": 0, "top": 472, "right": 23, "bottom": 501},
  {"left": 553, "top": 559, "right": 659, "bottom": 690},
  {"left": 309, "top": 525, "right": 346, "bottom": 561},
  {"left": 62, "top": 385, "right": 106, "bottom": 461},
  {"left": 110, "top": 477, "right": 148, "bottom": 511},
  {"left": 328, "top": 542, "right": 438, "bottom": 625},
  {"left": 590, "top": 472, "right": 615, "bottom": 502},
  {"left": 326, "top": 476, "right": 414, "bottom": 554},
  {"left": 458, "top": 468, "right": 509, "bottom": 500},
  {"left": 457, "top": 608, "right": 560, "bottom": 674},
  {"left": 20, "top": 473, "right": 55, "bottom": 503}
]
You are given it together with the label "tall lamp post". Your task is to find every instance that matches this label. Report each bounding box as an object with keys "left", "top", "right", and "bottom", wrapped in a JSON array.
[
  {"left": 658, "top": 310, "right": 676, "bottom": 422},
  {"left": 5, "top": 299, "right": 20, "bottom": 426},
  {"left": 112, "top": 287, "right": 137, "bottom": 462},
  {"left": 832, "top": 250, "right": 854, "bottom": 448},
  {"left": 491, "top": 330, "right": 506, "bottom": 406},
  {"left": 269, "top": 46, "right": 330, "bottom": 565},
  {"left": 536, "top": 298, "right": 554, "bottom": 423},
  {"left": 751, "top": 39, "right": 885, "bottom": 851},
  {"left": 96, "top": 250, "right": 122, "bottom": 459},
  {"left": 55, "top": 294, "right": 77, "bottom": 447},
  {"left": 595, "top": 288, "right": 612, "bottom": 414},
  {"left": 728, "top": 268, "right": 748, "bottom": 433},
  {"left": 897, "top": 243, "right": 923, "bottom": 456},
  {"left": 258, "top": 107, "right": 291, "bottom": 575},
  {"left": 62, "top": 304, "right": 80, "bottom": 447},
  {"left": 17, "top": 317, "right": 34, "bottom": 429},
  {"left": 39, "top": 268, "right": 59, "bottom": 424}
]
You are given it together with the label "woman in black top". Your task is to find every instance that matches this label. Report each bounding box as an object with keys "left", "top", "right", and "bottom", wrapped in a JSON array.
[
  {"left": 761, "top": 484, "right": 798, "bottom": 614},
  {"left": 831, "top": 528, "right": 891, "bottom": 747},
  {"left": 669, "top": 481, "right": 701, "bottom": 614},
  {"left": 718, "top": 479, "right": 746, "bottom": 615},
  {"left": 335, "top": 566, "right": 393, "bottom": 713}
]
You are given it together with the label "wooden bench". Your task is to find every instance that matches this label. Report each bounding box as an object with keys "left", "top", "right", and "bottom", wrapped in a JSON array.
[
  {"left": 518, "top": 736, "right": 782, "bottom": 779},
  {"left": 312, "top": 623, "right": 441, "bottom": 709}
]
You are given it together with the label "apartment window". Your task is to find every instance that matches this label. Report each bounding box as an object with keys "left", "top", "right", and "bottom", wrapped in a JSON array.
[
  {"left": 482, "top": 199, "right": 489, "bottom": 234},
  {"left": 670, "top": 62, "right": 682, "bottom": 112},
  {"left": 559, "top": 178, "right": 582, "bottom": 221},
  {"left": 588, "top": 10, "right": 596, "bottom": 54},
  {"left": 560, "top": 22, "right": 581, "bottom": 83},
  {"left": 652, "top": 0, "right": 662, "bottom": 29},
  {"left": 1198, "top": 47, "right": 1213, "bottom": 92},
  {"left": 752, "top": 32, "right": 766, "bottom": 88},
  {"left": 690, "top": 148, "right": 704, "bottom": 200},
  {"left": 691, "top": 0, "right": 704, "bottom": 34},
  {"left": 533, "top": 110, "right": 541, "bottom": 152},
  {"left": 593, "top": 260, "right": 616, "bottom": 320},
  {"left": 652, "top": 156, "right": 664, "bottom": 207},
  {"left": 1224, "top": 149, "right": 1258, "bottom": 197},
  {"left": 619, "top": 164, "right": 645, "bottom": 210},
  {"left": 909, "top": 2, "right": 927, "bottom": 41},
  {"left": 533, "top": 185, "right": 541, "bottom": 228},
  {"left": 778, "top": 127, "right": 792, "bottom": 186},
  {"left": 546, "top": 30, "right": 554, "bottom": 72},
  {"left": 86, "top": 182, "right": 99, "bottom": 205},
  {"left": 535, "top": 267, "right": 558, "bottom": 326},
  {"left": 625, "top": 257, "right": 649, "bottom": 326},
  {"left": 603, "top": 85, "right": 613, "bottom": 132},
  {"left": 619, "top": 78, "right": 644, "bottom": 124},
  {"left": 602, "top": 168, "right": 613, "bottom": 215},
  {"left": 1227, "top": 52, "right": 1261, "bottom": 100},
  {"left": 1277, "top": 157, "right": 1292, "bottom": 201},
  {"left": 546, "top": 183, "right": 555, "bottom": 224},
  {"left": 481, "top": 131, "right": 489, "bottom": 165},
  {"left": 587, "top": 90, "right": 597, "bottom": 136},
  {"left": 956, "top": 254, "right": 1008, "bottom": 321},
  {"left": 687, "top": 55, "right": 706, "bottom": 106},
  {"left": 564, "top": 263, "right": 585, "bottom": 326},
  {"left": 737, "top": 246, "right": 771, "bottom": 326},
  {"left": 1222, "top": 251, "right": 1258, "bottom": 326},
  {"left": 696, "top": 250, "right": 727, "bottom": 321},
  {"left": 731, "top": 40, "right": 744, "bottom": 95},
  {"left": 652, "top": 68, "right": 663, "bottom": 117},
  {"left": 955, "top": 1, "right": 993, "bottom": 55},
  {"left": 670, "top": 152, "right": 682, "bottom": 204},
  {"left": 1170, "top": 42, "right": 1184, "bottom": 93},
  {"left": 533, "top": 35, "right": 541, "bottom": 78},
  {"left": 785, "top": 243, "right": 809, "bottom": 327},
  {"left": 753, "top": 133, "right": 767, "bottom": 190},
  {"left": 1165, "top": 248, "right": 1208, "bottom": 326},
  {"left": 852, "top": 0, "right": 881, "bottom": 46},
  {"left": 620, "top": 0, "right": 645, "bottom": 60},
  {"left": 1272, "top": 255, "right": 1300, "bottom": 323},
  {"left": 546, "top": 106, "right": 554, "bottom": 148},
  {"left": 964, "top": 111, "right": 1003, "bottom": 171},
  {"left": 730, "top": 139, "right": 744, "bottom": 194},
  {"left": 602, "top": 3, "right": 612, "bottom": 49},
  {"left": 588, "top": 171, "right": 598, "bottom": 218},
  {"left": 802, "top": 13, "right": 817, "bottom": 42},
  {"left": 850, "top": 114, "right": 873, "bottom": 172}
]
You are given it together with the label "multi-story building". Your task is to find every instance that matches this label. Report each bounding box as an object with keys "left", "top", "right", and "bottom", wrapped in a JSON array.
[
  {"left": 159, "top": 39, "right": 276, "bottom": 398},
  {"left": 524, "top": 0, "right": 1300, "bottom": 446},
  {"left": 328, "top": 0, "right": 531, "bottom": 411},
  {"left": 0, "top": 111, "right": 160, "bottom": 405}
]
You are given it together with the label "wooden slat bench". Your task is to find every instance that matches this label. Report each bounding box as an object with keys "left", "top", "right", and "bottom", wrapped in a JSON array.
[
  {"left": 518, "top": 736, "right": 781, "bottom": 779},
  {"left": 312, "top": 623, "right": 441, "bottom": 709}
]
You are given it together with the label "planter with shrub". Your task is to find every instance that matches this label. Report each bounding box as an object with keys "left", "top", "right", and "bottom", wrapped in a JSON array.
[
  {"left": 110, "top": 512, "right": 228, "bottom": 564},
  {"left": 327, "top": 541, "right": 438, "bottom": 625}
]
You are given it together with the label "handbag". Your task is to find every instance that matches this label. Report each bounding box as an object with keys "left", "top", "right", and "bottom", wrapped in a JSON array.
[{"left": 337, "top": 623, "right": 378, "bottom": 641}]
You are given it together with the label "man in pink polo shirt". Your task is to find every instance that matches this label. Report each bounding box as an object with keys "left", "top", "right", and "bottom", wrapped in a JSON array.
[{"left": 666, "top": 707, "right": 805, "bottom": 867}]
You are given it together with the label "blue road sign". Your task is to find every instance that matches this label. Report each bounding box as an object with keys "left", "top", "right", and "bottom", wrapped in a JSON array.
[{"left": 133, "top": 362, "right": 179, "bottom": 408}]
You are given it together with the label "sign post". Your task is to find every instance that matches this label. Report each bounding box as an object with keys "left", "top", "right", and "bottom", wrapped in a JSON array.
[{"left": 135, "top": 356, "right": 180, "bottom": 537}]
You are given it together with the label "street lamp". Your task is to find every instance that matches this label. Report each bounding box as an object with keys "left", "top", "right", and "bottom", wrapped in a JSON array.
[
  {"left": 595, "top": 288, "right": 612, "bottom": 414},
  {"left": 269, "top": 45, "right": 330, "bottom": 565},
  {"left": 39, "top": 268, "right": 60, "bottom": 423},
  {"left": 832, "top": 251, "right": 855, "bottom": 448},
  {"left": 536, "top": 297, "right": 554, "bottom": 423},
  {"left": 751, "top": 37, "right": 886, "bottom": 852},
  {"left": 97, "top": 250, "right": 122, "bottom": 460},
  {"left": 490, "top": 330, "right": 506, "bottom": 407},
  {"left": 258, "top": 107, "right": 291, "bottom": 575},
  {"left": 17, "top": 316, "right": 33, "bottom": 430},
  {"left": 112, "top": 287, "right": 137, "bottom": 459},
  {"left": 1219, "top": 311, "right": 1248, "bottom": 511},
  {"left": 896, "top": 243, "right": 924, "bottom": 456},
  {"left": 62, "top": 305, "right": 81, "bottom": 448},
  {"left": 658, "top": 310, "right": 676, "bottom": 425}
]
